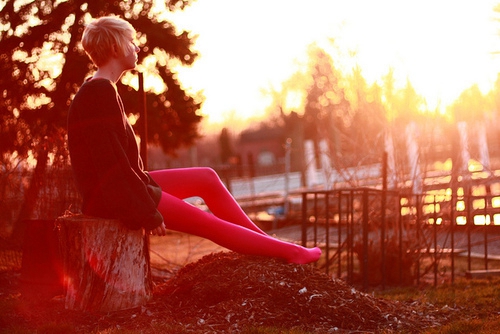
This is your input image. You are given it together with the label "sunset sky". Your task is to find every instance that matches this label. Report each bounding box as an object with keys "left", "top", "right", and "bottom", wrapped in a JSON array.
[{"left": 162, "top": 0, "right": 500, "bottom": 129}]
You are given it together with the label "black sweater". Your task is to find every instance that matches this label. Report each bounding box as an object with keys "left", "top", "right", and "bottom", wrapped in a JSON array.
[{"left": 67, "top": 78, "right": 163, "bottom": 230}]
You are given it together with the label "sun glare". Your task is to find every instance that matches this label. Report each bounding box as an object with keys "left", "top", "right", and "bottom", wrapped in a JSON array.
[
  {"left": 163, "top": 0, "right": 500, "bottom": 128},
  {"left": 283, "top": 91, "right": 305, "bottom": 112},
  {"left": 16, "top": 0, "right": 498, "bottom": 129}
]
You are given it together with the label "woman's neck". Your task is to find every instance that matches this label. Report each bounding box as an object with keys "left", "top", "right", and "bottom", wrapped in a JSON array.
[{"left": 94, "top": 64, "right": 124, "bottom": 83}]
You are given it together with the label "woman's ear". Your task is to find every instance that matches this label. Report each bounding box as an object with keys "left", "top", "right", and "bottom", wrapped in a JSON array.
[{"left": 111, "top": 44, "right": 120, "bottom": 58}]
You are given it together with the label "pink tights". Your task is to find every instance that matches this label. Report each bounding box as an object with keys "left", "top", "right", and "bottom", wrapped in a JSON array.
[{"left": 149, "top": 168, "right": 321, "bottom": 264}]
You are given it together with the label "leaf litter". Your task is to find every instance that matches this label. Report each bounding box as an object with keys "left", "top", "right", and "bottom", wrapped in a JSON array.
[
  {"left": 150, "top": 251, "right": 454, "bottom": 333},
  {"left": 1, "top": 251, "right": 459, "bottom": 333}
]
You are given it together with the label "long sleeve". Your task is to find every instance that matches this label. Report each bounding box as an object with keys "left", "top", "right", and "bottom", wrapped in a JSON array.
[{"left": 68, "top": 79, "right": 163, "bottom": 230}]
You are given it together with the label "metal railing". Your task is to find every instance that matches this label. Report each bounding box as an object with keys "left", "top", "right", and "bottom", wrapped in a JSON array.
[{"left": 300, "top": 188, "right": 500, "bottom": 290}]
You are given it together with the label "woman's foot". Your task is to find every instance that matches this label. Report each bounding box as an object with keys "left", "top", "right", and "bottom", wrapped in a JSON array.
[{"left": 287, "top": 246, "right": 322, "bottom": 264}]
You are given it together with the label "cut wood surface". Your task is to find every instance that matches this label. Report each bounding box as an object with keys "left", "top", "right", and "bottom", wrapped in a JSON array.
[{"left": 57, "top": 214, "right": 152, "bottom": 312}]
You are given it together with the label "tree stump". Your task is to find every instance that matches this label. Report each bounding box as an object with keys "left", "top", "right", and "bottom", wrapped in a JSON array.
[{"left": 56, "top": 214, "right": 152, "bottom": 312}]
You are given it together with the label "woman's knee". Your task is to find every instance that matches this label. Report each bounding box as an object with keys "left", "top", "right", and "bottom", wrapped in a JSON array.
[{"left": 196, "top": 167, "right": 221, "bottom": 184}]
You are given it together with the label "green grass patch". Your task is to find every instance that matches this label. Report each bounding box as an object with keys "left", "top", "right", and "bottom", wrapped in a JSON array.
[{"left": 377, "top": 277, "right": 500, "bottom": 334}]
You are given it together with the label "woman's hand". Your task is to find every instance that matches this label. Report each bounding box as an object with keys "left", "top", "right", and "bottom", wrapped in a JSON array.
[{"left": 150, "top": 222, "right": 167, "bottom": 236}]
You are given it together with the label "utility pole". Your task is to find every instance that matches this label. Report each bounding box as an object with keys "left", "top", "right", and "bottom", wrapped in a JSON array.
[{"left": 138, "top": 72, "right": 148, "bottom": 170}]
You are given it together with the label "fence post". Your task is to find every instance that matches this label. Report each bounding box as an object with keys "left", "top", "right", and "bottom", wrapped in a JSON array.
[
  {"left": 433, "top": 195, "right": 438, "bottom": 287},
  {"left": 313, "top": 193, "right": 318, "bottom": 247},
  {"left": 348, "top": 190, "right": 355, "bottom": 284},
  {"left": 467, "top": 193, "right": 472, "bottom": 271},
  {"left": 484, "top": 194, "right": 489, "bottom": 270},
  {"left": 450, "top": 192, "right": 455, "bottom": 283},
  {"left": 338, "top": 191, "right": 344, "bottom": 280},
  {"left": 301, "top": 192, "right": 308, "bottom": 247},
  {"left": 415, "top": 194, "right": 421, "bottom": 286},
  {"left": 362, "top": 189, "right": 369, "bottom": 291},
  {"left": 381, "top": 152, "right": 387, "bottom": 289},
  {"left": 398, "top": 194, "right": 403, "bottom": 284}
]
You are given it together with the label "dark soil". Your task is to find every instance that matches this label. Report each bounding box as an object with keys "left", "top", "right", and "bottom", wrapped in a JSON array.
[{"left": 0, "top": 252, "right": 457, "bottom": 333}]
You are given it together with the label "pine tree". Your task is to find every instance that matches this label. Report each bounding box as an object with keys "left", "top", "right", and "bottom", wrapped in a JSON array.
[{"left": 0, "top": 0, "right": 201, "bottom": 226}]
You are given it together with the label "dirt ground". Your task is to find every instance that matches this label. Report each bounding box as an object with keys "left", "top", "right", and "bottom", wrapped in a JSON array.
[
  {"left": 0, "top": 229, "right": 463, "bottom": 333},
  {"left": 147, "top": 226, "right": 305, "bottom": 276},
  {"left": 0, "top": 252, "right": 455, "bottom": 334},
  {"left": 149, "top": 231, "right": 226, "bottom": 270}
]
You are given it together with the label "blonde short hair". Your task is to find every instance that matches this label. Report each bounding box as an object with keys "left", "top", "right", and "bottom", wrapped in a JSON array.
[{"left": 82, "top": 16, "right": 136, "bottom": 67}]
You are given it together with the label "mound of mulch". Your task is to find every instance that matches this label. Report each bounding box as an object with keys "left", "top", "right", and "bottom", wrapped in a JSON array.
[
  {"left": 1, "top": 251, "right": 458, "bottom": 333},
  {"left": 151, "top": 251, "right": 451, "bottom": 333}
]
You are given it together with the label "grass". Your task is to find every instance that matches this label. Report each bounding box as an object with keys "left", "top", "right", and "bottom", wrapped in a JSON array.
[
  {"left": 3, "top": 230, "right": 500, "bottom": 333},
  {"left": 376, "top": 276, "right": 500, "bottom": 334},
  {"left": 2, "top": 272, "right": 500, "bottom": 333}
]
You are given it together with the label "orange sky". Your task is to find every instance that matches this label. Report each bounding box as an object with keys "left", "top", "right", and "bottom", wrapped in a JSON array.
[{"left": 159, "top": 0, "right": 500, "bottom": 131}]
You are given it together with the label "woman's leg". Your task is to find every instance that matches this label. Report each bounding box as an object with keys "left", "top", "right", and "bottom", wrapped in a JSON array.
[
  {"left": 149, "top": 168, "right": 266, "bottom": 235},
  {"left": 156, "top": 191, "right": 321, "bottom": 264}
]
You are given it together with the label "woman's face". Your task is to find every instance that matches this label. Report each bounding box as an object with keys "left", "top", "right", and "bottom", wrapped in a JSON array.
[{"left": 119, "top": 35, "right": 140, "bottom": 70}]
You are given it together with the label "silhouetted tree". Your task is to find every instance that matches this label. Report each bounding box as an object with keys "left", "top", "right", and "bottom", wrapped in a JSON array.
[
  {"left": 219, "top": 127, "right": 234, "bottom": 164},
  {"left": 347, "top": 66, "right": 386, "bottom": 166},
  {"left": 0, "top": 0, "right": 201, "bottom": 225},
  {"left": 302, "top": 46, "right": 351, "bottom": 167}
]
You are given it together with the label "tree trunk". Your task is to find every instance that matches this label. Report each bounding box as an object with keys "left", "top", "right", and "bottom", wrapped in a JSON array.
[
  {"left": 56, "top": 214, "right": 152, "bottom": 312},
  {"left": 11, "top": 145, "right": 49, "bottom": 244}
]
